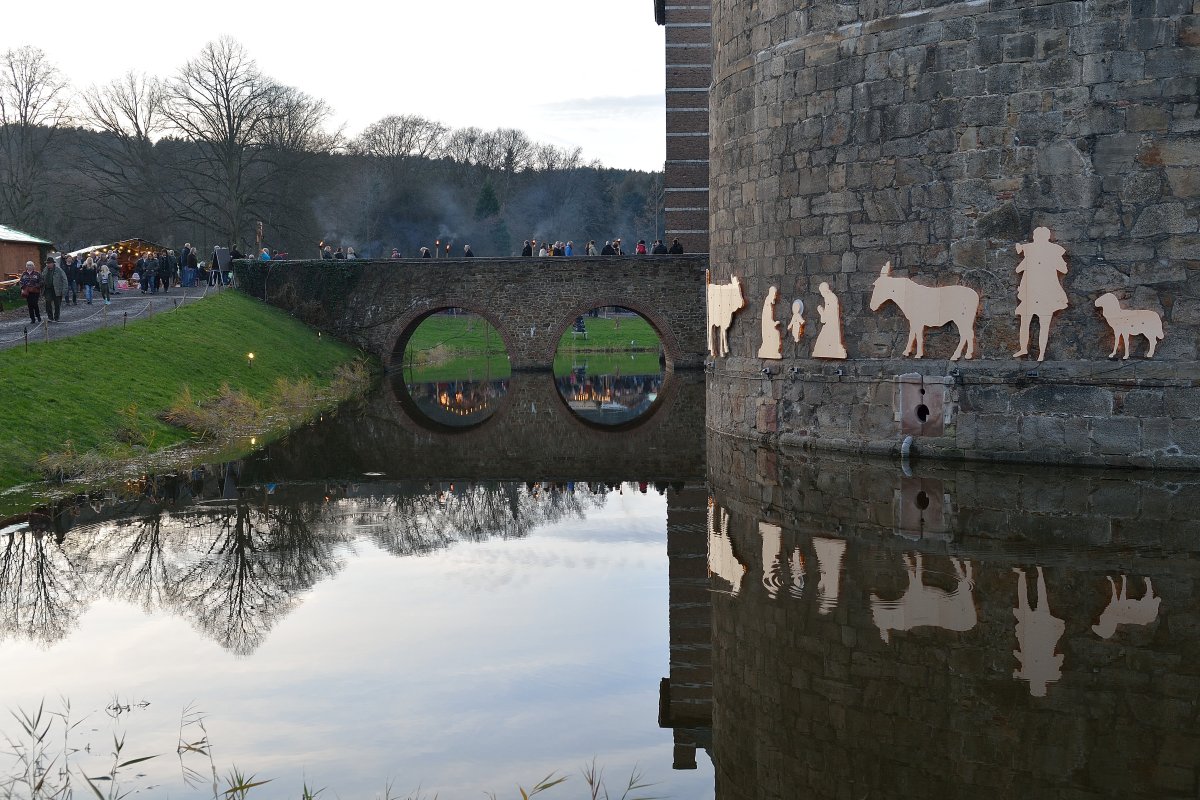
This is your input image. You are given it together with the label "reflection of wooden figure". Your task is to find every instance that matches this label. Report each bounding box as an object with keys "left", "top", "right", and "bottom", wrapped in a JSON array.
[
  {"left": 1092, "top": 576, "right": 1161, "bottom": 639},
  {"left": 1013, "top": 566, "right": 1065, "bottom": 698},
  {"left": 870, "top": 554, "right": 977, "bottom": 644},
  {"left": 788, "top": 299, "right": 805, "bottom": 343},
  {"left": 812, "top": 537, "right": 846, "bottom": 615},
  {"left": 812, "top": 282, "right": 847, "bottom": 359},
  {"left": 1013, "top": 227, "right": 1068, "bottom": 362},
  {"left": 758, "top": 286, "right": 783, "bottom": 359},
  {"left": 1095, "top": 294, "right": 1164, "bottom": 359},
  {"left": 706, "top": 271, "right": 745, "bottom": 358},
  {"left": 759, "top": 521, "right": 805, "bottom": 599},
  {"left": 868, "top": 261, "right": 979, "bottom": 360},
  {"left": 708, "top": 502, "right": 745, "bottom": 595}
]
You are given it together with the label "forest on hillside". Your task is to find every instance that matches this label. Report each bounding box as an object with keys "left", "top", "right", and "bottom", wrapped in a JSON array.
[{"left": 0, "top": 38, "right": 664, "bottom": 257}]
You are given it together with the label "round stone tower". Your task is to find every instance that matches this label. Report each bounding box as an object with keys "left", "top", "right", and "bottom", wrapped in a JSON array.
[{"left": 707, "top": 0, "right": 1200, "bottom": 467}]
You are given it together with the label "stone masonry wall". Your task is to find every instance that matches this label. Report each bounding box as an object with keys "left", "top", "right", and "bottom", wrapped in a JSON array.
[
  {"left": 236, "top": 256, "right": 709, "bottom": 370},
  {"left": 707, "top": 0, "right": 1200, "bottom": 467},
  {"left": 707, "top": 434, "right": 1200, "bottom": 799}
]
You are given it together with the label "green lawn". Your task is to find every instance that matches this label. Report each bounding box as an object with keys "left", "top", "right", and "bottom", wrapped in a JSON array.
[
  {"left": 0, "top": 291, "right": 362, "bottom": 493},
  {"left": 402, "top": 313, "right": 662, "bottom": 363}
]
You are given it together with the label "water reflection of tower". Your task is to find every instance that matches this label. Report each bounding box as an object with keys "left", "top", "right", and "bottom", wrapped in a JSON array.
[{"left": 658, "top": 485, "right": 713, "bottom": 770}]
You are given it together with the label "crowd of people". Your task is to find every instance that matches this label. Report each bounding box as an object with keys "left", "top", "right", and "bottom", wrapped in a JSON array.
[
  {"left": 520, "top": 237, "right": 683, "bottom": 257},
  {"left": 13, "top": 242, "right": 245, "bottom": 325}
]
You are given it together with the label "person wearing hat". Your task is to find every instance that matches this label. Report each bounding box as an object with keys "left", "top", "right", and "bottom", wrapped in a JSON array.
[
  {"left": 18, "top": 261, "right": 44, "bottom": 324},
  {"left": 613, "top": 238, "right": 623, "bottom": 255},
  {"left": 41, "top": 256, "right": 68, "bottom": 322}
]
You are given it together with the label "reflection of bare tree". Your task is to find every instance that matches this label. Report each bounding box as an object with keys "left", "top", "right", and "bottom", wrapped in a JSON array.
[
  {"left": 171, "top": 502, "right": 346, "bottom": 656},
  {"left": 1, "top": 481, "right": 608, "bottom": 652},
  {"left": 84, "top": 514, "right": 177, "bottom": 612},
  {"left": 0, "top": 533, "right": 88, "bottom": 646},
  {"left": 367, "top": 483, "right": 604, "bottom": 557}
]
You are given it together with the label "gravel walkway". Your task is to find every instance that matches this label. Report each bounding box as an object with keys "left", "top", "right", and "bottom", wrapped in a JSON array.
[{"left": 0, "top": 283, "right": 228, "bottom": 351}]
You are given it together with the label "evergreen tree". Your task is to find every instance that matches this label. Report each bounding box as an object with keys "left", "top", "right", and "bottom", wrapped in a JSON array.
[{"left": 474, "top": 181, "right": 500, "bottom": 220}]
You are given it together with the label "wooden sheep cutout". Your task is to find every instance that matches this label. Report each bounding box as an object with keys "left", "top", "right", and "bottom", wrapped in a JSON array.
[
  {"left": 1092, "top": 576, "right": 1161, "bottom": 639},
  {"left": 1095, "top": 293, "right": 1164, "bottom": 359},
  {"left": 869, "top": 261, "right": 979, "bottom": 360},
  {"left": 788, "top": 299, "right": 805, "bottom": 343},
  {"left": 758, "top": 286, "right": 783, "bottom": 359},
  {"left": 812, "top": 282, "right": 847, "bottom": 359},
  {"left": 1014, "top": 227, "right": 1068, "bottom": 362},
  {"left": 706, "top": 271, "right": 745, "bottom": 358}
]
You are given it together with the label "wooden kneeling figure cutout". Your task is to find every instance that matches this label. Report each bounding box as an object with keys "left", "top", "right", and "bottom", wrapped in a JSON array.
[
  {"left": 869, "top": 261, "right": 979, "bottom": 360},
  {"left": 812, "top": 282, "right": 847, "bottom": 359},
  {"left": 758, "top": 286, "right": 783, "bottom": 359},
  {"left": 1095, "top": 293, "right": 1164, "bottom": 359},
  {"left": 706, "top": 271, "right": 745, "bottom": 358}
]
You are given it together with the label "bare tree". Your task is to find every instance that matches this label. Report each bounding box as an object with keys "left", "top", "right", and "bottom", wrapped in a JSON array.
[
  {"left": 0, "top": 45, "right": 70, "bottom": 230},
  {"left": 162, "top": 36, "right": 283, "bottom": 247},
  {"left": 80, "top": 71, "right": 170, "bottom": 240}
]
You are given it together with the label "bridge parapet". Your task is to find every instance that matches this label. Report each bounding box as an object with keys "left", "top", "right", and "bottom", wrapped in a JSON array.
[{"left": 236, "top": 256, "right": 709, "bottom": 370}]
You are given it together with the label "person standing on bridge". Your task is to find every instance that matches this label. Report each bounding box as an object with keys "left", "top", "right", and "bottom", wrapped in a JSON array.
[
  {"left": 463, "top": 244, "right": 475, "bottom": 257},
  {"left": 521, "top": 240, "right": 533, "bottom": 257},
  {"left": 668, "top": 238, "right": 684, "bottom": 255}
]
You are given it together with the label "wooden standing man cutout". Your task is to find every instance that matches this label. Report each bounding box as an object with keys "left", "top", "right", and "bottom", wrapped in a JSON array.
[
  {"left": 1014, "top": 227, "right": 1068, "bottom": 362},
  {"left": 812, "top": 282, "right": 847, "bottom": 359},
  {"left": 758, "top": 286, "right": 783, "bottom": 359},
  {"left": 1013, "top": 566, "right": 1065, "bottom": 697},
  {"left": 789, "top": 299, "right": 805, "bottom": 343}
]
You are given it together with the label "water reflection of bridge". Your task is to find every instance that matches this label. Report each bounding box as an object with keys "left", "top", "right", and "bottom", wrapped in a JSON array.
[{"left": 250, "top": 370, "right": 704, "bottom": 483}]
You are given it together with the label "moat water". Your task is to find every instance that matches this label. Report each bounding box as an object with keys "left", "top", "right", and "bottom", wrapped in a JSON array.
[{"left": 1, "top": 371, "right": 1198, "bottom": 798}]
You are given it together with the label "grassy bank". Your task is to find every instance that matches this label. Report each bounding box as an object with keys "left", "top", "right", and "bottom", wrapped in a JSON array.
[{"left": 0, "top": 291, "right": 366, "bottom": 499}]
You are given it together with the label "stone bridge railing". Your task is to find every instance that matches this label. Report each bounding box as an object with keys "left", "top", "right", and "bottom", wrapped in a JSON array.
[{"left": 235, "top": 256, "right": 709, "bottom": 370}]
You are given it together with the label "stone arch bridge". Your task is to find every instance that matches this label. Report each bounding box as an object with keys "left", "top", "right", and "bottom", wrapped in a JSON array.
[{"left": 236, "top": 256, "right": 709, "bottom": 370}]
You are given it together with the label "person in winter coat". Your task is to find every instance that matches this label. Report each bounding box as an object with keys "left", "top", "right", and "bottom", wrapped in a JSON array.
[
  {"left": 600, "top": 241, "right": 615, "bottom": 256},
  {"left": 80, "top": 257, "right": 99, "bottom": 304},
  {"left": 668, "top": 238, "right": 684, "bottom": 255},
  {"left": 95, "top": 259, "right": 112, "bottom": 304},
  {"left": 62, "top": 254, "right": 80, "bottom": 305},
  {"left": 651, "top": 240, "right": 668, "bottom": 255},
  {"left": 41, "top": 257, "right": 68, "bottom": 321},
  {"left": 521, "top": 241, "right": 533, "bottom": 257},
  {"left": 19, "top": 261, "right": 43, "bottom": 324}
]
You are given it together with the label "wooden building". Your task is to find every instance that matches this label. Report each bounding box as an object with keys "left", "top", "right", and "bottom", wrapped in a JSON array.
[{"left": 0, "top": 224, "right": 53, "bottom": 281}]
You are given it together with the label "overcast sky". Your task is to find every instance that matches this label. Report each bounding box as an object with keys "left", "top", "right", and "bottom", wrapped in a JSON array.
[{"left": 0, "top": 0, "right": 667, "bottom": 172}]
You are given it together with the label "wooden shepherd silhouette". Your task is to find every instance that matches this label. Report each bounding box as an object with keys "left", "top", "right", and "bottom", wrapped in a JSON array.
[{"left": 1013, "top": 227, "right": 1068, "bottom": 362}]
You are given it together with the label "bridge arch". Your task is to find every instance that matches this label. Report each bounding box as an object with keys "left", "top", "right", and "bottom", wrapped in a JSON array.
[
  {"left": 236, "top": 256, "right": 708, "bottom": 371},
  {"left": 384, "top": 301, "right": 518, "bottom": 372},
  {"left": 544, "top": 297, "right": 683, "bottom": 370}
]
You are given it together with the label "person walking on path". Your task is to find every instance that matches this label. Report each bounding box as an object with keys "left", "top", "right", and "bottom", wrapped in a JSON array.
[
  {"left": 63, "top": 254, "right": 79, "bottom": 305},
  {"left": 19, "top": 261, "right": 43, "bottom": 324},
  {"left": 81, "top": 257, "right": 99, "bottom": 304},
  {"left": 96, "top": 260, "right": 112, "bottom": 304},
  {"left": 42, "top": 257, "right": 67, "bottom": 322}
]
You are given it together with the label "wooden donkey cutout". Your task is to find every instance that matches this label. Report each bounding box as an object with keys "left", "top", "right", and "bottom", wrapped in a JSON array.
[{"left": 869, "top": 262, "right": 980, "bottom": 361}]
